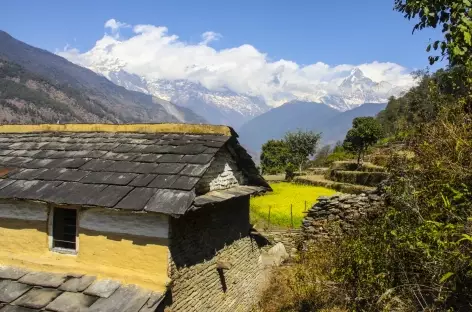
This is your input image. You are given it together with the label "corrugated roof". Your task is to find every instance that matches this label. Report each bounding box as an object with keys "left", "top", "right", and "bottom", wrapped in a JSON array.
[{"left": 0, "top": 126, "right": 269, "bottom": 215}]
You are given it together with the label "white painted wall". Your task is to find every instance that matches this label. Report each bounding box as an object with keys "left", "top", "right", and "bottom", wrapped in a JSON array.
[
  {"left": 196, "top": 148, "right": 246, "bottom": 194},
  {"left": 80, "top": 209, "right": 169, "bottom": 239},
  {"left": 0, "top": 200, "right": 48, "bottom": 221}
]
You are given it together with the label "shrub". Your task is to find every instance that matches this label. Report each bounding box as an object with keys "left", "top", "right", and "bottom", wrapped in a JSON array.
[{"left": 327, "top": 170, "right": 388, "bottom": 187}]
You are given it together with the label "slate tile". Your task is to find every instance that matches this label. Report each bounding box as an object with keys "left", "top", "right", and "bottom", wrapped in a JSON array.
[
  {"left": 12, "top": 288, "right": 61, "bottom": 309},
  {"left": 18, "top": 272, "right": 67, "bottom": 288},
  {"left": 107, "top": 173, "right": 138, "bottom": 185},
  {"left": 103, "top": 152, "right": 138, "bottom": 161},
  {"left": 0, "top": 180, "right": 42, "bottom": 199},
  {"left": 22, "top": 158, "right": 54, "bottom": 169},
  {"left": 179, "top": 164, "right": 210, "bottom": 177},
  {"left": 0, "top": 280, "right": 32, "bottom": 303},
  {"left": 47, "top": 183, "right": 107, "bottom": 206},
  {"left": 59, "top": 276, "right": 96, "bottom": 293},
  {"left": 88, "top": 285, "right": 152, "bottom": 312},
  {"left": 156, "top": 154, "right": 184, "bottom": 163},
  {"left": 170, "top": 176, "right": 199, "bottom": 191},
  {"left": 204, "top": 140, "right": 226, "bottom": 148},
  {"left": 105, "top": 161, "right": 141, "bottom": 173},
  {"left": 87, "top": 185, "right": 133, "bottom": 207},
  {"left": 112, "top": 144, "right": 136, "bottom": 153},
  {"left": 23, "top": 181, "right": 62, "bottom": 201},
  {"left": 181, "top": 154, "right": 213, "bottom": 164},
  {"left": 80, "top": 172, "right": 114, "bottom": 184},
  {"left": 80, "top": 159, "right": 115, "bottom": 171},
  {"left": 153, "top": 163, "right": 185, "bottom": 174},
  {"left": 148, "top": 175, "right": 179, "bottom": 188},
  {"left": 46, "top": 158, "right": 90, "bottom": 169},
  {"left": 46, "top": 292, "right": 98, "bottom": 312},
  {"left": 134, "top": 163, "right": 159, "bottom": 174},
  {"left": 35, "top": 168, "right": 68, "bottom": 180},
  {"left": 145, "top": 189, "right": 195, "bottom": 215},
  {"left": 55, "top": 170, "right": 90, "bottom": 182},
  {"left": 114, "top": 188, "right": 157, "bottom": 210},
  {"left": 193, "top": 194, "right": 225, "bottom": 206},
  {"left": 97, "top": 143, "right": 120, "bottom": 151},
  {"left": 128, "top": 174, "right": 156, "bottom": 187},
  {"left": 83, "top": 150, "right": 107, "bottom": 158},
  {"left": 32, "top": 150, "right": 57, "bottom": 159},
  {"left": 203, "top": 147, "right": 220, "bottom": 154},
  {"left": 0, "top": 305, "right": 38, "bottom": 312},
  {"left": 0, "top": 179, "right": 15, "bottom": 191},
  {"left": 9, "top": 169, "right": 47, "bottom": 180},
  {"left": 8, "top": 150, "right": 40, "bottom": 158},
  {"left": 134, "top": 154, "right": 162, "bottom": 163},
  {"left": 0, "top": 150, "right": 12, "bottom": 156},
  {"left": 171, "top": 144, "right": 207, "bottom": 155},
  {"left": 140, "top": 145, "right": 165, "bottom": 154},
  {"left": 0, "top": 266, "right": 29, "bottom": 280},
  {"left": 4, "top": 157, "right": 33, "bottom": 167},
  {"left": 83, "top": 279, "right": 120, "bottom": 298},
  {"left": 138, "top": 292, "right": 165, "bottom": 312}
]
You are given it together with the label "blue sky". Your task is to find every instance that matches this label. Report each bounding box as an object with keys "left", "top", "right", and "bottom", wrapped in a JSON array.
[{"left": 1, "top": 0, "right": 440, "bottom": 70}]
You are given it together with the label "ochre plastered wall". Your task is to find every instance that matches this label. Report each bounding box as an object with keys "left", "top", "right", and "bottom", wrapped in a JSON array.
[{"left": 0, "top": 201, "right": 170, "bottom": 292}]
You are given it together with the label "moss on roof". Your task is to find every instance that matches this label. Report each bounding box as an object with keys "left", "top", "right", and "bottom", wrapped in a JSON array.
[{"left": 0, "top": 123, "right": 233, "bottom": 136}]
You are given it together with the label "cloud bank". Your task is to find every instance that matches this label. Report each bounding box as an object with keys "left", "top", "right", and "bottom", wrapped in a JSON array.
[{"left": 59, "top": 19, "right": 415, "bottom": 107}]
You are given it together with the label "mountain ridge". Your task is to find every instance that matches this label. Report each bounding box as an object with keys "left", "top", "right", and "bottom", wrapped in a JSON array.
[{"left": 0, "top": 30, "right": 205, "bottom": 124}]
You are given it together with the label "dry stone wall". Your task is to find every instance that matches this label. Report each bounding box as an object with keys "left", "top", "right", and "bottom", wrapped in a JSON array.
[
  {"left": 167, "top": 196, "right": 268, "bottom": 312},
  {"left": 302, "top": 190, "right": 385, "bottom": 241}
]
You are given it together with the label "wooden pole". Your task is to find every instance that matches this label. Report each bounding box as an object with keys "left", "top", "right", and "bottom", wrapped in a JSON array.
[
  {"left": 304, "top": 200, "right": 307, "bottom": 212},
  {"left": 268, "top": 205, "right": 271, "bottom": 231},
  {"left": 290, "top": 204, "right": 293, "bottom": 229}
]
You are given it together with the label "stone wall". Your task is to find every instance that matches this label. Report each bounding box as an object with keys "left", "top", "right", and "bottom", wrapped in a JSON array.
[
  {"left": 302, "top": 190, "right": 385, "bottom": 241},
  {"left": 195, "top": 147, "right": 247, "bottom": 194},
  {"left": 167, "top": 196, "right": 268, "bottom": 312},
  {"left": 259, "top": 229, "right": 301, "bottom": 256}
]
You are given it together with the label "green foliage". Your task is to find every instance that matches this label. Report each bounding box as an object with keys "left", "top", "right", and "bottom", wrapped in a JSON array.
[
  {"left": 260, "top": 140, "right": 290, "bottom": 175},
  {"left": 394, "top": 0, "right": 472, "bottom": 68},
  {"left": 285, "top": 130, "right": 322, "bottom": 172},
  {"left": 343, "top": 117, "right": 383, "bottom": 165}
]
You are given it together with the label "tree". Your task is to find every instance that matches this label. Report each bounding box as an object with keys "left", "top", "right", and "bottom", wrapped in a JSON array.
[
  {"left": 394, "top": 0, "right": 472, "bottom": 68},
  {"left": 284, "top": 130, "right": 321, "bottom": 172},
  {"left": 343, "top": 117, "right": 383, "bottom": 165},
  {"left": 260, "top": 139, "right": 290, "bottom": 174}
]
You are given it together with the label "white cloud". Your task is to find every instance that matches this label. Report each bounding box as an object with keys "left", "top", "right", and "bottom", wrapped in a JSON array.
[
  {"left": 58, "top": 19, "right": 415, "bottom": 107},
  {"left": 200, "top": 31, "right": 222, "bottom": 45}
]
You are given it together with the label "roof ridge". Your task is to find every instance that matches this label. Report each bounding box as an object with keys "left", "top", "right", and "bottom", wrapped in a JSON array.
[{"left": 0, "top": 123, "right": 233, "bottom": 136}]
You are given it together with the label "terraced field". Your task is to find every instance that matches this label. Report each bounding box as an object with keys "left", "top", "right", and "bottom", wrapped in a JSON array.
[{"left": 250, "top": 182, "right": 336, "bottom": 229}]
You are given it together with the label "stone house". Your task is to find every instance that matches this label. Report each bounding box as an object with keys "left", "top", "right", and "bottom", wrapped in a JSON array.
[{"left": 0, "top": 124, "right": 270, "bottom": 312}]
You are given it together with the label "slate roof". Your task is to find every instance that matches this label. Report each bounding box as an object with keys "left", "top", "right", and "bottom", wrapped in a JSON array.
[
  {"left": 0, "top": 266, "right": 165, "bottom": 312},
  {"left": 0, "top": 125, "right": 269, "bottom": 215}
]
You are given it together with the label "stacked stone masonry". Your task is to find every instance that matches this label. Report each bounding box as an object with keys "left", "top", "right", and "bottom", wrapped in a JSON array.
[
  {"left": 167, "top": 196, "right": 268, "bottom": 312},
  {"left": 302, "top": 190, "right": 385, "bottom": 241}
]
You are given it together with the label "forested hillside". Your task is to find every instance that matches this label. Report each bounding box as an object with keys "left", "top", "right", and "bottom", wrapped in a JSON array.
[
  {"left": 0, "top": 30, "right": 206, "bottom": 124},
  {"left": 258, "top": 1, "right": 472, "bottom": 311}
]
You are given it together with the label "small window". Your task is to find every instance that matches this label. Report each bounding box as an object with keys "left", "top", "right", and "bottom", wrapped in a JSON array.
[{"left": 52, "top": 208, "right": 77, "bottom": 251}]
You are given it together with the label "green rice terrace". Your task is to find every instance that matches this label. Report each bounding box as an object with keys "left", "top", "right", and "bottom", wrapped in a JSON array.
[{"left": 250, "top": 182, "right": 336, "bottom": 229}]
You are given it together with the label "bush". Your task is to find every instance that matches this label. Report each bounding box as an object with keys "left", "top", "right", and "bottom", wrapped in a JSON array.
[
  {"left": 330, "top": 161, "right": 386, "bottom": 172},
  {"left": 327, "top": 170, "right": 388, "bottom": 187}
]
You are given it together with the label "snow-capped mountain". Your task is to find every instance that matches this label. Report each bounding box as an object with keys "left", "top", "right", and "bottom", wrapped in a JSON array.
[
  {"left": 62, "top": 47, "right": 409, "bottom": 128},
  {"left": 319, "top": 68, "right": 408, "bottom": 110}
]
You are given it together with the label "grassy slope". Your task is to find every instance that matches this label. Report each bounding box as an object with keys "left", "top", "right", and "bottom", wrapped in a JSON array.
[{"left": 250, "top": 182, "right": 336, "bottom": 229}]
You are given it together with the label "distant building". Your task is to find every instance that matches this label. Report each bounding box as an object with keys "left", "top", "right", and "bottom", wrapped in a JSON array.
[{"left": 0, "top": 124, "right": 270, "bottom": 312}]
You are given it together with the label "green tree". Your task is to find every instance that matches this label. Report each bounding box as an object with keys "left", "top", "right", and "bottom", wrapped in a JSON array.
[
  {"left": 284, "top": 130, "right": 321, "bottom": 173},
  {"left": 311, "top": 144, "right": 332, "bottom": 167},
  {"left": 394, "top": 0, "right": 472, "bottom": 68},
  {"left": 343, "top": 117, "right": 383, "bottom": 165},
  {"left": 260, "top": 139, "right": 290, "bottom": 175}
]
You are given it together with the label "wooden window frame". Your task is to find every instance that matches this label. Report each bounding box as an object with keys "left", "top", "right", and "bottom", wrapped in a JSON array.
[{"left": 48, "top": 206, "right": 79, "bottom": 255}]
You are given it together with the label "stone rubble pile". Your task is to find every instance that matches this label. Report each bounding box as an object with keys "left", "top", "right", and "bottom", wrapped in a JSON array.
[{"left": 301, "top": 190, "right": 385, "bottom": 241}]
